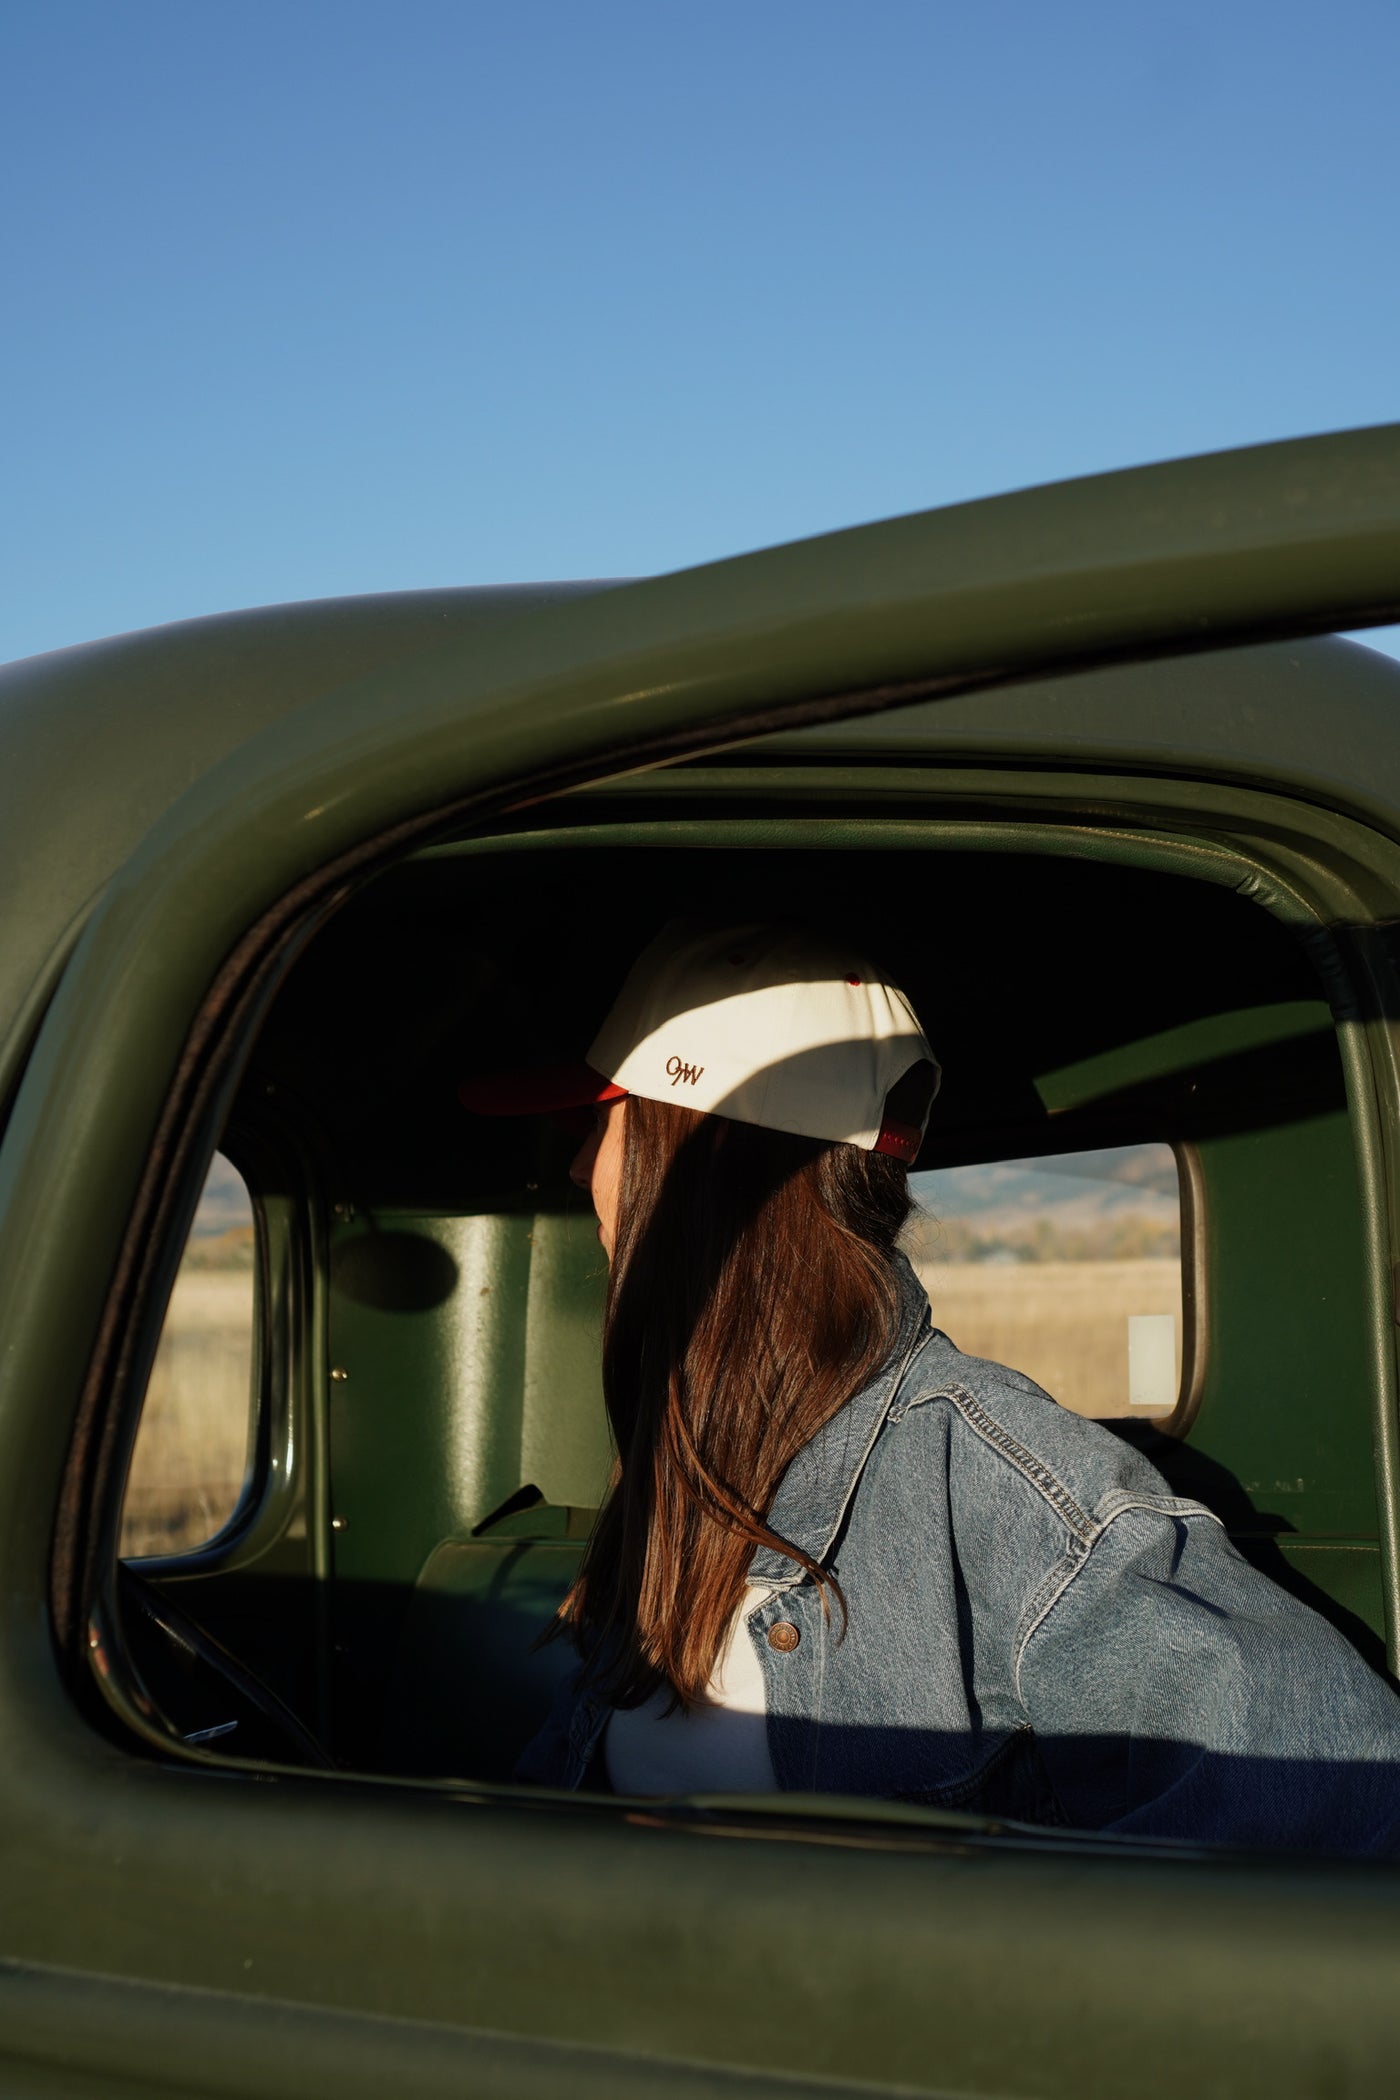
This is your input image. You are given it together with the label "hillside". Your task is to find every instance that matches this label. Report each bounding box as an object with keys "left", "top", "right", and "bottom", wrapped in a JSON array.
[{"left": 908, "top": 1143, "right": 1179, "bottom": 1263}]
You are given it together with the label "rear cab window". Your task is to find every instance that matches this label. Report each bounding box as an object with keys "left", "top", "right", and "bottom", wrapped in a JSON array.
[{"left": 909, "top": 1142, "right": 1183, "bottom": 1419}]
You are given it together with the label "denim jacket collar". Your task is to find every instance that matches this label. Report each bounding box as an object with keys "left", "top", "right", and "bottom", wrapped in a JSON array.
[{"left": 747, "top": 1251, "right": 932, "bottom": 1589}]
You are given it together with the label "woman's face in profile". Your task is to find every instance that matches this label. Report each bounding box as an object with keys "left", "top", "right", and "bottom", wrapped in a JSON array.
[{"left": 570, "top": 1097, "right": 627, "bottom": 1260}]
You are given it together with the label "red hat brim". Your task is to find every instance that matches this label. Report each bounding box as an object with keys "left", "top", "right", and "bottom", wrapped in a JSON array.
[{"left": 458, "top": 1061, "right": 627, "bottom": 1118}]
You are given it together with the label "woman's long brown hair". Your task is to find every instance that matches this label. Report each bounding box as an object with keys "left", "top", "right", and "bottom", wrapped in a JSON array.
[{"left": 559, "top": 1096, "right": 912, "bottom": 1708}]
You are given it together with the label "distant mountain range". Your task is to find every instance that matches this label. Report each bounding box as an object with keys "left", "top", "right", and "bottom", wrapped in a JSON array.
[
  {"left": 908, "top": 1144, "right": 1180, "bottom": 1263},
  {"left": 191, "top": 1155, "right": 254, "bottom": 1236}
]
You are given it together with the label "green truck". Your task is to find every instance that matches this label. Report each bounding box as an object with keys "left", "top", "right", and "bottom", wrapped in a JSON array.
[{"left": 2, "top": 426, "right": 1400, "bottom": 2097}]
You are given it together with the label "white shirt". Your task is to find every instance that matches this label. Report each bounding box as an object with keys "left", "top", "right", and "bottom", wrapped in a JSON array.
[{"left": 603, "top": 1583, "right": 780, "bottom": 1795}]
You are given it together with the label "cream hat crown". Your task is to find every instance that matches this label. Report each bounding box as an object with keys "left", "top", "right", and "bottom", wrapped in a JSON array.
[{"left": 586, "top": 920, "right": 938, "bottom": 1159}]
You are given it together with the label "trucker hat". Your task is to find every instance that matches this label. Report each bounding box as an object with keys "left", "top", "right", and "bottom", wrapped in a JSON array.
[{"left": 460, "top": 921, "right": 940, "bottom": 1163}]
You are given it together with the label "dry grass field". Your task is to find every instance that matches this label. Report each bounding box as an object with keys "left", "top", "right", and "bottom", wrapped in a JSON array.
[
  {"left": 120, "top": 1269, "right": 254, "bottom": 1558},
  {"left": 120, "top": 1253, "right": 1184, "bottom": 1555},
  {"left": 914, "top": 1257, "right": 1182, "bottom": 1418}
]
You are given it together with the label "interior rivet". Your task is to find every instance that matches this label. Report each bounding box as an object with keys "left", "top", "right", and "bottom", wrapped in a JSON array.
[
  {"left": 331, "top": 1516, "right": 348, "bottom": 1532},
  {"left": 330, "top": 1366, "right": 349, "bottom": 1382}
]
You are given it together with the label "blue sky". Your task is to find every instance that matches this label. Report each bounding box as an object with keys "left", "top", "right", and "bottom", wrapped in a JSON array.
[{"left": 3, "top": 1, "right": 1398, "bottom": 665}]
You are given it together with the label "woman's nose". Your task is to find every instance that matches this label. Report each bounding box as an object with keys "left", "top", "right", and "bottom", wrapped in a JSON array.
[{"left": 569, "top": 1133, "right": 597, "bottom": 1191}]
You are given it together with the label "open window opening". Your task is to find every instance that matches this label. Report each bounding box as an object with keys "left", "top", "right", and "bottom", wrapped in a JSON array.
[{"left": 97, "top": 820, "right": 1385, "bottom": 1794}]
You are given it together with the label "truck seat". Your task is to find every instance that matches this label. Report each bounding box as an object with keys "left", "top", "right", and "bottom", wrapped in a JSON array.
[{"left": 379, "top": 1497, "right": 593, "bottom": 1783}]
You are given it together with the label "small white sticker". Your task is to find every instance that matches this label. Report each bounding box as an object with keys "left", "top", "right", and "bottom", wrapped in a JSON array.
[{"left": 1128, "top": 1313, "right": 1177, "bottom": 1409}]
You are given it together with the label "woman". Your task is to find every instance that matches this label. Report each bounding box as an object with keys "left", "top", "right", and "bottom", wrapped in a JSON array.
[{"left": 462, "top": 920, "right": 1400, "bottom": 1849}]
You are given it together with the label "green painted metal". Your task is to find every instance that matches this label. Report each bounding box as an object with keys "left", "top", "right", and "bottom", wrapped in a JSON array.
[
  {"left": 2, "top": 429, "right": 1400, "bottom": 2093},
  {"left": 1279, "top": 1543, "right": 1386, "bottom": 1644},
  {"left": 0, "top": 586, "right": 608, "bottom": 1092},
  {"left": 761, "top": 633, "right": 1400, "bottom": 838},
  {"left": 326, "top": 1205, "right": 609, "bottom": 1571},
  {"left": 0, "top": 1955, "right": 973, "bottom": 2100},
  {"left": 1034, "top": 1003, "right": 1332, "bottom": 1115},
  {"left": 322, "top": 1202, "right": 609, "bottom": 1767},
  {"left": 0, "top": 423, "right": 1398, "bottom": 1071},
  {"left": 1191, "top": 1115, "right": 1376, "bottom": 1536},
  {"left": 2, "top": 1820, "right": 1400, "bottom": 2099},
  {"left": 5, "top": 426, "right": 1389, "bottom": 1599}
]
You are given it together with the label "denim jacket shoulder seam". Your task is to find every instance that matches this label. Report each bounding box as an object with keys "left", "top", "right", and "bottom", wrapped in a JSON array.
[
  {"left": 906, "top": 1385, "right": 1223, "bottom": 1544},
  {"left": 937, "top": 1381, "right": 1099, "bottom": 1545},
  {"left": 1011, "top": 1496, "right": 1226, "bottom": 1701},
  {"left": 1096, "top": 1491, "right": 1225, "bottom": 1531}
]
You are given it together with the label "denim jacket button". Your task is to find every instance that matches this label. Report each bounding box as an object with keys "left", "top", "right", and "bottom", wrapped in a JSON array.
[{"left": 767, "top": 1621, "right": 801, "bottom": 1653}]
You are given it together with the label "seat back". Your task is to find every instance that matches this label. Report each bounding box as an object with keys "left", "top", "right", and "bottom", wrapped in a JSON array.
[{"left": 381, "top": 1501, "right": 592, "bottom": 1782}]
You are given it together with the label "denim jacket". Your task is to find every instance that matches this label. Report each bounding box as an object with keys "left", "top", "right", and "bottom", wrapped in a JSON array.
[{"left": 518, "top": 1256, "right": 1400, "bottom": 1852}]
